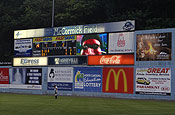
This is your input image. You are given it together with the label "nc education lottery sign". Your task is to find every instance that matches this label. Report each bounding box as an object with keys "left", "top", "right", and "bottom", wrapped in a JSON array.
[
  {"left": 74, "top": 67, "right": 102, "bottom": 92},
  {"left": 108, "top": 32, "right": 134, "bottom": 53},
  {"left": 47, "top": 67, "right": 73, "bottom": 91},
  {"left": 135, "top": 68, "right": 171, "bottom": 95}
]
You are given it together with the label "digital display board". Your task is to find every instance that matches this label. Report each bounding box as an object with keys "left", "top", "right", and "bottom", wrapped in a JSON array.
[
  {"left": 76, "top": 33, "right": 107, "bottom": 55},
  {"left": 33, "top": 35, "right": 77, "bottom": 56}
]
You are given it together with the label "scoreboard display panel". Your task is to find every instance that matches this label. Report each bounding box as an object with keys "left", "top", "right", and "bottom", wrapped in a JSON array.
[{"left": 32, "top": 35, "right": 77, "bottom": 56}]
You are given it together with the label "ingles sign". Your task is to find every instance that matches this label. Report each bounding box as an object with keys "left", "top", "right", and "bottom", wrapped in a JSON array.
[
  {"left": 102, "top": 67, "right": 133, "bottom": 94},
  {"left": 48, "top": 56, "right": 87, "bottom": 65},
  {"left": 88, "top": 55, "right": 134, "bottom": 65}
]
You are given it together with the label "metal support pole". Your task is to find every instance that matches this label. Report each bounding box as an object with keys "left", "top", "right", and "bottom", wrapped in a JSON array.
[{"left": 52, "top": 0, "right": 55, "bottom": 27}]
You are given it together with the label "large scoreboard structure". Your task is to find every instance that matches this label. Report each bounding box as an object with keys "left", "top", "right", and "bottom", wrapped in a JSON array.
[{"left": 13, "top": 20, "right": 135, "bottom": 66}]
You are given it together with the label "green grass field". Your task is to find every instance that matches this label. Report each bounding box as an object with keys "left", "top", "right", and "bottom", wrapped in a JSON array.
[{"left": 0, "top": 93, "right": 175, "bottom": 115}]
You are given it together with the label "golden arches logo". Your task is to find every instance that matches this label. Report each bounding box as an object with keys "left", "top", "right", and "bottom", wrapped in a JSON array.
[{"left": 105, "top": 69, "right": 128, "bottom": 92}]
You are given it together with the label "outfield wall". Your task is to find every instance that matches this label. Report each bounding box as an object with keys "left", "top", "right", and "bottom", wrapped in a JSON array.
[{"left": 1, "top": 27, "right": 175, "bottom": 100}]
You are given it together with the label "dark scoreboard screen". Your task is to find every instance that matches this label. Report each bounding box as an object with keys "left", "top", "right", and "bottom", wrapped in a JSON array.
[{"left": 32, "top": 35, "right": 76, "bottom": 56}]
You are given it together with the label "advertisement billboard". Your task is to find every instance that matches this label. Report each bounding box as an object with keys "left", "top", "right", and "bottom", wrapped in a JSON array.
[
  {"left": 9, "top": 68, "right": 42, "bottom": 89},
  {"left": 136, "top": 32, "right": 172, "bottom": 61},
  {"left": 102, "top": 67, "right": 133, "bottom": 94},
  {"left": 76, "top": 33, "right": 107, "bottom": 55},
  {"left": 88, "top": 54, "right": 134, "bottom": 65},
  {"left": 48, "top": 56, "right": 87, "bottom": 65},
  {"left": 108, "top": 32, "right": 134, "bottom": 53},
  {"left": 13, "top": 57, "right": 48, "bottom": 66},
  {"left": 14, "top": 39, "right": 32, "bottom": 57},
  {"left": 32, "top": 35, "right": 76, "bottom": 56},
  {"left": 135, "top": 68, "right": 171, "bottom": 95},
  {"left": 74, "top": 67, "right": 102, "bottom": 92},
  {"left": 47, "top": 67, "right": 73, "bottom": 91},
  {"left": 0, "top": 68, "right": 9, "bottom": 88}
]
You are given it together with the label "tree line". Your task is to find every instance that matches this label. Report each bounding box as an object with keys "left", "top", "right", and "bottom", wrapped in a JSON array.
[{"left": 1, "top": 0, "right": 175, "bottom": 62}]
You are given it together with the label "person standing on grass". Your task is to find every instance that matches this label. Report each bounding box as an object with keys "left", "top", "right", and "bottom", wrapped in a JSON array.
[{"left": 54, "top": 85, "right": 58, "bottom": 99}]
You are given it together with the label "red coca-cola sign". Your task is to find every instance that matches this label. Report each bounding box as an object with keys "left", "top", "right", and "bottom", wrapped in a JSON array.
[{"left": 88, "top": 55, "right": 134, "bottom": 65}]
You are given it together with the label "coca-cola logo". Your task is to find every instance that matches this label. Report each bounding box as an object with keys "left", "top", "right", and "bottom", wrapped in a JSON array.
[
  {"left": 117, "top": 33, "right": 125, "bottom": 47},
  {"left": 100, "top": 56, "right": 121, "bottom": 64}
]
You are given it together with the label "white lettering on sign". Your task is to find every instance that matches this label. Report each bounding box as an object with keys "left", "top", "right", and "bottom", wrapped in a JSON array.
[{"left": 100, "top": 56, "right": 121, "bottom": 64}]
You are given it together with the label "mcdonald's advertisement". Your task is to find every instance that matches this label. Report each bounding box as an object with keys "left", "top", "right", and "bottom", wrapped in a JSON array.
[
  {"left": 136, "top": 32, "right": 171, "bottom": 61},
  {"left": 88, "top": 54, "right": 134, "bottom": 65},
  {"left": 135, "top": 68, "right": 171, "bottom": 95},
  {"left": 0, "top": 68, "right": 9, "bottom": 88},
  {"left": 102, "top": 67, "right": 134, "bottom": 94},
  {"left": 74, "top": 67, "right": 102, "bottom": 92},
  {"left": 47, "top": 67, "right": 73, "bottom": 91}
]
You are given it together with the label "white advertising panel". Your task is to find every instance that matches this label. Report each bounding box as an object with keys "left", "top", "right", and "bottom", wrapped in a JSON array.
[
  {"left": 13, "top": 57, "right": 48, "bottom": 66},
  {"left": 47, "top": 67, "right": 73, "bottom": 91},
  {"left": 48, "top": 67, "right": 73, "bottom": 83},
  {"left": 135, "top": 68, "right": 171, "bottom": 95},
  {"left": 14, "top": 39, "right": 32, "bottom": 57},
  {"left": 108, "top": 32, "right": 134, "bottom": 53}
]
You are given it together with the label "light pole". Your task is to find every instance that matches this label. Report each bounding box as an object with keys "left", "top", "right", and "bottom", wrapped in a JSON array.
[{"left": 52, "top": 0, "right": 55, "bottom": 27}]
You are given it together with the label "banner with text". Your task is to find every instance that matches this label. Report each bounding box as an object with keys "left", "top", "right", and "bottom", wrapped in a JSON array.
[
  {"left": 108, "top": 32, "right": 134, "bottom": 53},
  {"left": 14, "top": 39, "right": 32, "bottom": 57},
  {"left": 74, "top": 67, "right": 102, "bottom": 92},
  {"left": 0, "top": 68, "right": 9, "bottom": 88},
  {"left": 47, "top": 67, "right": 73, "bottom": 91},
  {"left": 9, "top": 68, "right": 42, "bottom": 89},
  {"left": 135, "top": 68, "right": 171, "bottom": 95}
]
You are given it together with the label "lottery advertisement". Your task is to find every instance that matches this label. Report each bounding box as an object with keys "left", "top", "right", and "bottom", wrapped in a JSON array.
[
  {"left": 135, "top": 68, "right": 171, "bottom": 95},
  {"left": 47, "top": 67, "right": 73, "bottom": 91},
  {"left": 74, "top": 67, "right": 102, "bottom": 92},
  {"left": 9, "top": 68, "right": 42, "bottom": 89}
]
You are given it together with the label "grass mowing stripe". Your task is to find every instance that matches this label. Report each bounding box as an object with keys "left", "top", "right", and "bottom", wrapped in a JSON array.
[{"left": 1, "top": 93, "right": 175, "bottom": 115}]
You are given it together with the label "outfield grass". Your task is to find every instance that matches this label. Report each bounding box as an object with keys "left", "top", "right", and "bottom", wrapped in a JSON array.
[{"left": 0, "top": 93, "right": 175, "bottom": 115}]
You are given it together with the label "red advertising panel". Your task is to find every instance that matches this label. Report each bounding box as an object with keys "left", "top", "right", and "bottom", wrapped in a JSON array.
[
  {"left": 88, "top": 54, "right": 134, "bottom": 65},
  {"left": 0, "top": 68, "right": 9, "bottom": 84},
  {"left": 102, "top": 67, "right": 133, "bottom": 94}
]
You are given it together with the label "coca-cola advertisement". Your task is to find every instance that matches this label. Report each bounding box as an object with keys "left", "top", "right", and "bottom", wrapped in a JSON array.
[{"left": 88, "top": 55, "right": 134, "bottom": 65}]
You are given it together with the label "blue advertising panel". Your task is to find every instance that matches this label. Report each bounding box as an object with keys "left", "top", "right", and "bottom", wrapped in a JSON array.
[
  {"left": 14, "top": 39, "right": 32, "bottom": 57},
  {"left": 74, "top": 67, "right": 102, "bottom": 92},
  {"left": 48, "top": 56, "right": 87, "bottom": 65}
]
